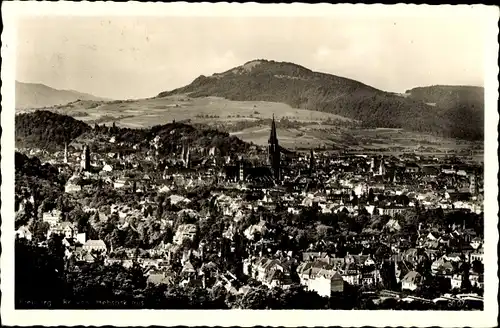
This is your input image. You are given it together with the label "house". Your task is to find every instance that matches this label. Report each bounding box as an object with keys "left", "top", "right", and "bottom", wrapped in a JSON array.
[
  {"left": 147, "top": 271, "right": 175, "bottom": 287},
  {"left": 173, "top": 224, "right": 197, "bottom": 245},
  {"left": 405, "top": 163, "right": 420, "bottom": 174},
  {"left": 470, "top": 247, "right": 484, "bottom": 263},
  {"left": 384, "top": 218, "right": 402, "bottom": 232},
  {"left": 297, "top": 261, "right": 344, "bottom": 296},
  {"left": 431, "top": 256, "right": 456, "bottom": 276},
  {"left": 65, "top": 175, "right": 82, "bottom": 193},
  {"left": 341, "top": 262, "right": 362, "bottom": 286},
  {"left": 48, "top": 221, "right": 76, "bottom": 239},
  {"left": 42, "top": 209, "right": 62, "bottom": 226},
  {"left": 102, "top": 164, "right": 113, "bottom": 172},
  {"left": 244, "top": 257, "right": 292, "bottom": 288},
  {"left": 450, "top": 274, "right": 463, "bottom": 290},
  {"left": 444, "top": 253, "right": 463, "bottom": 263},
  {"left": 469, "top": 272, "right": 484, "bottom": 289},
  {"left": 243, "top": 220, "right": 267, "bottom": 240},
  {"left": 302, "top": 252, "right": 332, "bottom": 264},
  {"left": 82, "top": 239, "right": 107, "bottom": 253},
  {"left": 401, "top": 271, "right": 423, "bottom": 291},
  {"left": 16, "top": 226, "right": 33, "bottom": 240},
  {"left": 379, "top": 206, "right": 409, "bottom": 217},
  {"left": 470, "top": 237, "right": 482, "bottom": 250},
  {"left": 114, "top": 177, "right": 131, "bottom": 189}
]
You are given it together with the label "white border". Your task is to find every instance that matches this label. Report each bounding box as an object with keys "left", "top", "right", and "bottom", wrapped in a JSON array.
[{"left": 1, "top": 2, "right": 498, "bottom": 327}]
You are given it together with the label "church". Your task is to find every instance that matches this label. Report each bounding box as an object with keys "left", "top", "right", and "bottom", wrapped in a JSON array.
[{"left": 223, "top": 115, "right": 285, "bottom": 186}]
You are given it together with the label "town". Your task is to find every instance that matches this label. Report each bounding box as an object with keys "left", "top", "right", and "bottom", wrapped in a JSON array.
[{"left": 15, "top": 114, "right": 484, "bottom": 310}]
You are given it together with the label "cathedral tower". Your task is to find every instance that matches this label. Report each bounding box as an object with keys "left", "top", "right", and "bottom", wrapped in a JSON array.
[
  {"left": 80, "top": 144, "right": 90, "bottom": 171},
  {"left": 268, "top": 115, "right": 281, "bottom": 181},
  {"left": 64, "top": 142, "right": 68, "bottom": 164},
  {"left": 309, "top": 149, "right": 315, "bottom": 177}
]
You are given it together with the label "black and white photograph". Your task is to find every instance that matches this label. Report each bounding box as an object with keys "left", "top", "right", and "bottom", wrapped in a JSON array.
[{"left": 1, "top": 2, "right": 498, "bottom": 327}]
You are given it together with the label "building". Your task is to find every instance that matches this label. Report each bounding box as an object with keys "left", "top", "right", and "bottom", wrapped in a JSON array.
[
  {"left": 82, "top": 240, "right": 107, "bottom": 253},
  {"left": 16, "top": 226, "right": 33, "bottom": 240},
  {"left": 114, "top": 177, "right": 131, "bottom": 189},
  {"left": 180, "top": 144, "right": 191, "bottom": 168},
  {"left": 309, "top": 149, "right": 315, "bottom": 177},
  {"left": 80, "top": 144, "right": 90, "bottom": 171},
  {"left": 268, "top": 115, "right": 281, "bottom": 181},
  {"left": 297, "top": 261, "right": 344, "bottom": 296},
  {"left": 63, "top": 142, "right": 68, "bottom": 164},
  {"left": 173, "top": 224, "right": 197, "bottom": 245},
  {"left": 42, "top": 209, "right": 63, "bottom": 226},
  {"left": 450, "top": 274, "right": 463, "bottom": 290},
  {"left": 48, "top": 222, "right": 76, "bottom": 239},
  {"left": 401, "top": 271, "right": 423, "bottom": 291},
  {"left": 243, "top": 257, "right": 292, "bottom": 289},
  {"left": 405, "top": 163, "right": 420, "bottom": 174},
  {"left": 470, "top": 247, "right": 484, "bottom": 263},
  {"left": 469, "top": 174, "right": 479, "bottom": 195},
  {"left": 379, "top": 206, "right": 409, "bottom": 217},
  {"left": 65, "top": 175, "right": 82, "bottom": 193}
]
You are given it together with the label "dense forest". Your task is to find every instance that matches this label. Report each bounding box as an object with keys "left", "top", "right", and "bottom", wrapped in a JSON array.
[
  {"left": 405, "top": 85, "right": 484, "bottom": 141},
  {"left": 15, "top": 111, "right": 253, "bottom": 156},
  {"left": 14, "top": 152, "right": 65, "bottom": 229},
  {"left": 405, "top": 85, "right": 484, "bottom": 111},
  {"left": 15, "top": 110, "right": 91, "bottom": 151},
  {"left": 158, "top": 60, "right": 483, "bottom": 140}
]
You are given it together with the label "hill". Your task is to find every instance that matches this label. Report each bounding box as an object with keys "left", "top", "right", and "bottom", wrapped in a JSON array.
[
  {"left": 15, "top": 110, "right": 92, "bottom": 151},
  {"left": 157, "top": 59, "right": 483, "bottom": 140},
  {"left": 405, "top": 85, "right": 484, "bottom": 141},
  {"left": 15, "top": 81, "right": 110, "bottom": 109},
  {"left": 405, "top": 85, "right": 484, "bottom": 110},
  {"left": 15, "top": 110, "right": 252, "bottom": 156}
]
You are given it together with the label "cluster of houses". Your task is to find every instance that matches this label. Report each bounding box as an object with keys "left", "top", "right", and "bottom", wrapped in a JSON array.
[{"left": 15, "top": 123, "right": 485, "bottom": 305}]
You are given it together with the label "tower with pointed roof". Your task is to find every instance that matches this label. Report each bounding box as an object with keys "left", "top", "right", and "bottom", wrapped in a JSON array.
[
  {"left": 64, "top": 142, "right": 68, "bottom": 164},
  {"left": 309, "top": 149, "right": 315, "bottom": 177},
  {"left": 469, "top": 172, "right": 479, "bottom": 195},
  {"left": 268, "top": 115, "right": 281, "bottom": 181},
  {"left": 80, "top": 144, "right": 90, "bottom": 171}
]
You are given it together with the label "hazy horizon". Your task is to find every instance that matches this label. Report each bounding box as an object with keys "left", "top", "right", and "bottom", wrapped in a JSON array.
[{"left": 17, "top": 14, "right": 488, "bottom": 100}]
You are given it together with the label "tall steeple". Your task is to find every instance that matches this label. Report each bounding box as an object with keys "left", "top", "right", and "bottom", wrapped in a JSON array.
[
  {"left": 309, "top": 149, "right": 314, "bottom": 177},
  {"left": 268, "top": 114, "right": 281, "bottom": 181},
  {"left": 64, "top": 142, "right": 68, "bottom": 164},
  {"left": 80, "top": 144, "right": 90, "bottom": 171}
]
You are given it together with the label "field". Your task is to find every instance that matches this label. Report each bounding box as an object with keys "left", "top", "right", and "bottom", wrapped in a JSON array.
[
  {"left": 26, "top": 95, "right": 351, "bottom": 127},
  {"left": 17, "top": 95, "right": 483, "bottom": 160}
]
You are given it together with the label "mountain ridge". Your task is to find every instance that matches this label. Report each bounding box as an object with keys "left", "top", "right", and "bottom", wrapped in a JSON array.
[
  {"left": 16, "top": 81, "right": 111, "bottom": 110},
  {"left": 157, "top": 59, "right": 483, "bottom": 141}
]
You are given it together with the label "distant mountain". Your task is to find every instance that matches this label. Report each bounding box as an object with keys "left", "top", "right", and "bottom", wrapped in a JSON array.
[
  {"left": 15, "top": 81, "right": 110, "bottom": 109},
  {"left": 157, "top": 59, "right": 483, "bottom": 140}
]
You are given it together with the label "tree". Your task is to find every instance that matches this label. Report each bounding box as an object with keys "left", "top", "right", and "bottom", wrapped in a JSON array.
[
  {"left": 380, "top": 260, "right": 398, "bottom": 290},
  {"left": 460, "top": 262, "right": 472, "bottom": 292},
  {"left": 471, "top": 260, "right": 484, "bottom": 274}
]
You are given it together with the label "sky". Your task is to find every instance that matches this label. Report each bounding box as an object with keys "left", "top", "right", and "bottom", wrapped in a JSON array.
[{"left": 16, "top": 12, "right": 489, "bottom": 100}]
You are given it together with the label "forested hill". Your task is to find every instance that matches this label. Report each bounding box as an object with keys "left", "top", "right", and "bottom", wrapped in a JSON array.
[
  {"left": 157, "top": 59, "right": 483, "bottom": 140},
  {"left": 15, "top": 111, "right": 252, "bottom": 155},
  {"left": 16, "top": 110, "right": 91, "bottom": 151},
  {"left": 405, "top": 85, "right": 484, "bottom": 141},
  {"left": 405, "top": 85, "right": 484, "bottom": 111}
]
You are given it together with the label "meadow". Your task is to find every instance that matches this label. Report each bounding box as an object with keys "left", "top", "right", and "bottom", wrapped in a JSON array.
[{"left": 21, "top": 95, "right": 482, "bottom": 158}]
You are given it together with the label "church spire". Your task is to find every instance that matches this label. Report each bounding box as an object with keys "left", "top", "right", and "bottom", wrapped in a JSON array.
[
  {"left": 269, "top": 114, "right": 278, "bottom": 144},
  {"left": 268, "top": 114, "right": 281, "bottom": 181},
  {"left": 309, "top": 149, "right": 314, "bottom": 177},
  {"left": 64, "top": 142, "right": 68, "bottom": 164}
]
